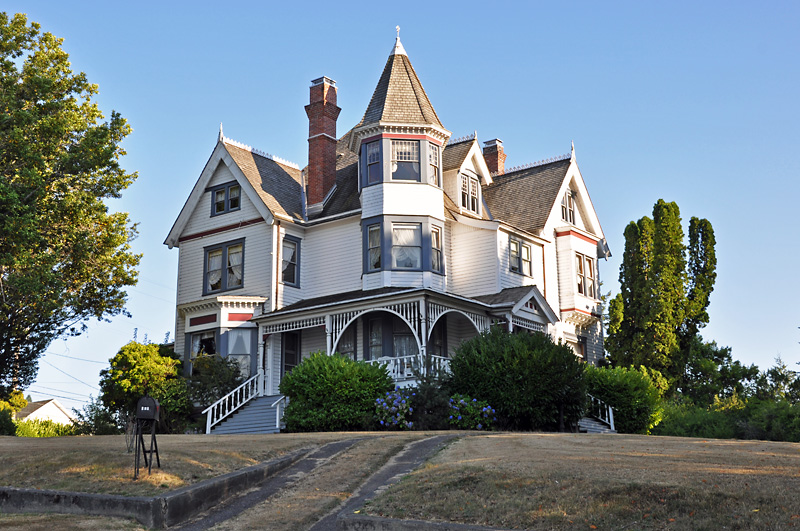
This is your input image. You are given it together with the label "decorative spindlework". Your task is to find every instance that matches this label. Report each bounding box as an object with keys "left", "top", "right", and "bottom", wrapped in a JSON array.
[
  {"left": 494, "top": 153, "right": 571, "bottom": 176},
  {"left": 427, "top": 302, "right": 489, "bottom": 338},
  {"left": 512, "top": 316, "right": 546, "bottom": 333},
  {"left": 222, "top": 136, "right": 300, "bottom": 169},
  {"left": 262, "top": 316, "right": 325, "bottom": 334}
]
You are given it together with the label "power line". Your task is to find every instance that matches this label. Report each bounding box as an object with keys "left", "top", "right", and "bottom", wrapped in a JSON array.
[
  {"left": 45, "top": 351, "right": 107, "bottom": 364},
  {"left": 28, "top": 385, "right": 92, "bottom": 398},
  {"left": 42, "top": 360, "right": 99, "bottom": 391},
  {"left": 26, "top": 389, "right": 87, "bottom": 404}
]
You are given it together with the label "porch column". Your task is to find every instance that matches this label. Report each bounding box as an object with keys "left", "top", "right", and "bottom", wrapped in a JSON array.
[
  {"left": 506, "top": 312, "right": 513, "bottom": 333},
  {"left": 257, "top": 327, "right": 265, "bottom": 396},
  {"left": 266, "top": 335, "right": 274, "bottom": 395},
  {"left": 419, "top": 298, "right": 428, "bottom": 376},
  {"left": 325, "top": 314, "right": 333, "bottom": 355}
]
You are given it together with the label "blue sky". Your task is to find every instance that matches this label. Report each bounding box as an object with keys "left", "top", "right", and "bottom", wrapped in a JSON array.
[{"left": 6, "top": 1, "right": 799, "bottom": 408}]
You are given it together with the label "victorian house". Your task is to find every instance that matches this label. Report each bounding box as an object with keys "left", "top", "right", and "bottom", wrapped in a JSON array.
[{"left": 165, "top": 35, "right": 610, "bottom": 433}]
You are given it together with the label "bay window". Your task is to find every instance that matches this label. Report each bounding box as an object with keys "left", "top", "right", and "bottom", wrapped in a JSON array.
[
  {"left": 431, "top": 226, "right": 443, "bottom": 273},
  {"left": 428, "top": 142, "right": 440, "bottom": 186},
  {"left": 391, "top": 224, "right": 422, "bottom": 269},
  {"left": 391, "top": 140, "right": 420, "bottom": 181}
]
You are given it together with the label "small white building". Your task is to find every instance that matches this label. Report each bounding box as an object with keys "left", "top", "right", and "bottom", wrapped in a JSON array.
[
  {"left": 165, "top": 36, "right": 610, "bottom": 432},
  {"left": 15, "top": 399, "right": 75, "bottom": 425}
]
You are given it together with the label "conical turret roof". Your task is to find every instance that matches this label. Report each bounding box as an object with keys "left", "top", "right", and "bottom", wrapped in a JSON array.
[{"left": 359, "top": 37, "right": 443, "bottom": 128}]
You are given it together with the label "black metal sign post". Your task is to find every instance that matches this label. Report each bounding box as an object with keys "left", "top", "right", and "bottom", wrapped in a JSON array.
[{"left": 134, "top": 396, "right": 161, "bottom": 480}]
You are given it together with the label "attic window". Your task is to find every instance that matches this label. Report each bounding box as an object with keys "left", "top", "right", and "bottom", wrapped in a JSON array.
[
  {"left": 561, "top": 191, "right": 575, "bottom": 224},
  {"left": 461, "top": 174, "right": 480, "bottom": 214},
  {"left": 391, "top": 140, "right": 420, "bottom": 181},
  {"left": 211, "top": 182, "right": 241, "bottom": 216}
]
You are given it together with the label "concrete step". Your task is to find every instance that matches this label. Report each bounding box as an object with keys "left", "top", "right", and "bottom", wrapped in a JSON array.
[
  {"left": 210, "top": 395, "right": 283, "bottom": 435},
  {"left": 578, "top": 416, "right": 616, "bottom": 434}
]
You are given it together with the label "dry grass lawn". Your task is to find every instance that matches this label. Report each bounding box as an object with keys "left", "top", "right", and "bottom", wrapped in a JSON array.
[
  {"left": 0, "top": 432, "right": 356, "bottom": 497},
  {"left": 365, "top": 433, "right": 800, "bottom": 530}
]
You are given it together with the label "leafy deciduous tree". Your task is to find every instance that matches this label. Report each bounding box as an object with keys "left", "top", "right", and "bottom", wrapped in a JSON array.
[{"left": 0, "top": 13, "right": 140, "bottom": 395}]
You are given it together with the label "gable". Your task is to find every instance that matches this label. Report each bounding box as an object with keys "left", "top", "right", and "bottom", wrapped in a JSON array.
[
  {"left": 165, "top": 139, "right": 303, "bottom": 248},
  {"left": 546, "top": 159, "right": 604, "bottom": 239}
]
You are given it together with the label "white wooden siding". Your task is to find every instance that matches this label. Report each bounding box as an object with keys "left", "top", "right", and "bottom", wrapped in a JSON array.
[
  {"left": 183, "top": 163, "right": 263, "bottom": 236},
  {"left": 361, "top": 183, "right": 444, "bottom": 220},
  {"left": 448, "top": 223, "right": 499, "bottom": 297},
  {"left": 302, "top": 218, "right": 362, "bottom": 299},
  {"left": 302, "top": 326, "right": 326, "bottom": 357},
  {"left": 176, "top": 222, "right": 272, "bottom": 306}
]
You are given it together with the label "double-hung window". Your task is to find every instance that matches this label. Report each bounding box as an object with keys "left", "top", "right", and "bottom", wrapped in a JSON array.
[
  {"left": 576, "top": 252, "right": 595, "bottom": 298},
  {"left": 392, "top": 224, "right": 422, "bottom": 269},
  {"left": 282, "top": 236, "right": 300, "bottom": 287},
  {"left": 367, "top": 224, "right": 382, "bottom": 271},
  {"left": 366, "top": 141, "right": 381, "bottom": 185},
  {"left": 431, "top": 226, "right": 443, "bottom": 273},
  {"left": 428, "top": 142, "right": 440, "bottom": 186},
  {"left": 509, "top": 237, "right": 532, "bottom": 276},
  {"left": 205, "top": 240, "right": 244, "bottom": 294},
  {"left": 561, "top": 191, "right": 575, "bottom": 224},
  {"left": 461, "top": 174, "right": 480, "bottom": 214},
  {"left": 391, "top": 140, "right": 420, "bottom": 181},
  {"left": 211, "top": 182, "right": 241, "bottom": 216}
]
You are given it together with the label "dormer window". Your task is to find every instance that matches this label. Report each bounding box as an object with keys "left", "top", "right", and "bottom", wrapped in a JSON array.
[
  {"left": 561, "top": 190, "right": 575, "bottom": 224},
  {"left": 391, "top": 140, "right": 420, "bottom": 181},
  {"left": 211, "top": 182, "right": 241, "bottom": 216},
  {"left": 428, "top": 143, "right": 440, "bottom": 186},
  {"left": 461, "top": 174, "right": 480, "bottom": 214}
]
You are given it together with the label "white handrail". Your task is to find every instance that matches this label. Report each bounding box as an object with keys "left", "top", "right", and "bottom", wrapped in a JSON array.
[
  {"left": 202, "top": 374, "right": 260, "bottom": 434},
  {"left": 270, "top": 395, "right": 286, "bottom": 430},
  {"left": 366, "top": 354, "right": 451, "bottom": 381},
  {"left": 586, "top": 393, "right": 615, "bottom": 431}
]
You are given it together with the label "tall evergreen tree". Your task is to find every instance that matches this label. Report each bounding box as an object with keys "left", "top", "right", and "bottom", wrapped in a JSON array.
[{"left": 606, "top": 200, "right": 716, "bottom": 390}]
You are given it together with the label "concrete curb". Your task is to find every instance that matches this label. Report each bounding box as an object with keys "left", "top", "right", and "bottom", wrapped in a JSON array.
[
  {"left": 337, "top": 514, "right": 512, "bottom": 530},
  {"left": 0, "top": 448, "right": 309, "bottom": 528}
]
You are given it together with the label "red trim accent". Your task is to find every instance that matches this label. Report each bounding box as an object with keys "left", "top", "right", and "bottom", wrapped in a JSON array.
[
  {"left": 228, "top": 313, "right": 253, "bottom": 322},
  {"left": 555, "top": 230, "right": 599, "bottom": 245},
  {"left": 561, "top": 307, "right": 601, "bottom": 318},
  {"left": 179, "top": 218, "right": 264, "bottom": 243},
  {"left": 189, "top": 314, "right": 217, "bottom": 326}
]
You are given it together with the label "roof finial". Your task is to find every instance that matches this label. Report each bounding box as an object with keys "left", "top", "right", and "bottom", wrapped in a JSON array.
[
  {"left": 391, "top": 25, "right": 407, "bottom": 56},
  {"left": 219, "top": 123, "right": 224, "bottom": 142},
  {"left": 570, "top": 140, "right": 575, "bottom": 161}
]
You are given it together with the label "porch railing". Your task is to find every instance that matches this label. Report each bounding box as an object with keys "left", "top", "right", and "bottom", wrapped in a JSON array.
[
  {"left": 367, "top": 354, "right": 451, "bottom": 381},
  {"left": 270, "top": 395, "right": 286, "bottom": 431},
  {"left": 203, "top": 373, "right": 261, "bottom": 434},
  {"left": 586, "top": 393, "right": 615, "bottom": 431}
]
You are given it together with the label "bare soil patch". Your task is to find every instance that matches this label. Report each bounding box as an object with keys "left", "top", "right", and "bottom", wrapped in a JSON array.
[
  {"left": 365, "top": 433, "right": 800, "bottom": 529},
  {"left": 0, "top": 432, "right": 356, "bottom": 497}
]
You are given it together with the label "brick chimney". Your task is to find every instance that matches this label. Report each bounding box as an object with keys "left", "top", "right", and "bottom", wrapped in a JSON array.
[
  {"left": 305, "top": 77, "right": 341, "bottom": 212},
  {"left": 483, "top": 139, "right": 506, "bottom": 175}
]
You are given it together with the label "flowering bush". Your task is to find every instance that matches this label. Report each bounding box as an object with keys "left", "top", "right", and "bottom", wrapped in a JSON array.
[
  {"left": 375, "top": 387, "right": 414, "bottom": 430},
  {"left": 449, "top": 394, "right": 496, "bottom": 430}
]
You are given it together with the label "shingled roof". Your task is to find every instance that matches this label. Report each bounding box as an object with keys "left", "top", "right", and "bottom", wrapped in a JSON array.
[
  {"left": 223, "top": 141, "right": 304, "bottom": 221},
  {"left": 359, "top": 41, "right": 443, "bottom": 128},
  {"left": 442, "top": 138, "right": 475, "bottom": 172},
  {"left": 482, "top": 158, "right": 571, "bottom": 234}
]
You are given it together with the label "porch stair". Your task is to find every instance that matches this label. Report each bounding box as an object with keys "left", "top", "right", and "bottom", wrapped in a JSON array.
[
  {"left": 210, "top": 395, "right": 283, "bottom": 435},
  {"left": 578, "top": 416, "right": 616, "bottom": 434}
]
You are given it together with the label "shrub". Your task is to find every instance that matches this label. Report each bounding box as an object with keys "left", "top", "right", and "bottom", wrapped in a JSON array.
[
  {"left": 99, "top": 342, "right": 191, "bottom": 433},
  {"left": 15, "top": 419, "right": 76, "bottom": 437},
  {"left": 188, "top": 354, "right": 243, "bottom": 409},
  {"left": 0, "top": 403, "right": 15, "bottom": 436},
  {"left": 72, "top": 396, "right": 122, "bottom": 435},
  {"left": 449, "top": 327, "right": 586, "bottom": 431},
  {"left": 375, "top": 388, "right": 414, "bottom": 429},
  {"left": 449, "top": 394, "right": 496, "bottom": 431},
  {"left": 652, "top": 400, "right": 737, "bottom": 439},
  {"left": 584, "top": 365, "right": 665, "bottom": 434},
  {"left": 409, "top": 372, "right": 451, "bottom": 430},
  {"left": 280, "top": 352, "right": 393, "bottom": 432}
]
